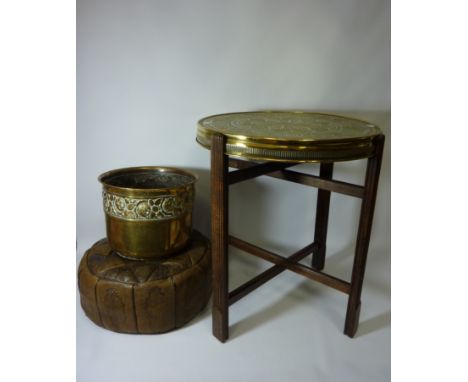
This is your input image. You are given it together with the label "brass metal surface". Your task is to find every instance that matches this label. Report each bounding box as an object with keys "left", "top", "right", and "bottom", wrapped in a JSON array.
[
  {"left": 196, "top": 111, "right": 382, "bottom": 162},
  {"left": 98, "top": 166, "right": 196, "bottom": 259}
]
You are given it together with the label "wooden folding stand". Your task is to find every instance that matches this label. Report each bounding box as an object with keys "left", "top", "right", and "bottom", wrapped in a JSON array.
[
  {"left": 210, "top": 133, "right": 385, "bottom": 342},
  {"left": 195, "top": 111, "right": 385, "bottom": 342}
]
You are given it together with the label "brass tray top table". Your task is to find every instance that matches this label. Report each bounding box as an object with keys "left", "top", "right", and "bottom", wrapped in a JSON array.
[{"left": 196, "top": 111, "right": 385, "bottom": 342}]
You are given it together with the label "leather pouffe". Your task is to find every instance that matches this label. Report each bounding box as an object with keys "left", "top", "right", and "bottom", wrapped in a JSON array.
[{"left": 78, "top": 230, "right": 211, "bottom": 334}]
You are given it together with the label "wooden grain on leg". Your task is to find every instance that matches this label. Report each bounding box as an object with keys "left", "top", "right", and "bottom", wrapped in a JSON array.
[
  {"left": 344, "top": 135, "right": 385, "bottom": 337},
  {"left": 312, "top": 162, "right": 334, "bottom": 270},
  {"left": 211, "top": 134, "right": 229, "bottom": 342}
]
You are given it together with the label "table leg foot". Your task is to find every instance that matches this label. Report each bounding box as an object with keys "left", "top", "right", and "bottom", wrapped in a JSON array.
[
  {"left": 344, "top": 301, "right": 361, "bottom": 337},
  {"left": 213, "top": 306, "right": 229, "bottom": 342},
  {"left": 311, "top": 244, "right": 326, "bottom": 271}
]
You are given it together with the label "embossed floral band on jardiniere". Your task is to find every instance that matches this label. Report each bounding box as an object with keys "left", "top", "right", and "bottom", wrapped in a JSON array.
[{"left": 98, "top": 166, "right": 197, "bottom": 259}]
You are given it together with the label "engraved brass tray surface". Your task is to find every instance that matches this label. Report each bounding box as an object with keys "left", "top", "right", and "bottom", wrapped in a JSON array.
[{"left": 196, "top": 111, "right": 382, "bottom": 162}]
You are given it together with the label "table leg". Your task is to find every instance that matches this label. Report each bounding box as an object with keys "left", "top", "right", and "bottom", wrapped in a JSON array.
[
  {"left": 211, "top": 134, "right": 229, "bottom": 342},
  {"left": 311, "top": 162, "right": 334, "bottom": 270},
  {"left": 344, "top": 135, "right": 385, "bottom": 337}
]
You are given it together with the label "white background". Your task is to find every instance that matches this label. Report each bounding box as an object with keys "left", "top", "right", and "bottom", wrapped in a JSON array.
[
  {"left": 76, "top": 1, "right": 390, "bottom": 381},
  {"left": 4, "top": 1, "right": 468, "bottom": 381}
]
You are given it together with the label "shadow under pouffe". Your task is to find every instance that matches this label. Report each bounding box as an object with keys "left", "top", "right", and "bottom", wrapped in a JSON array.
[{"left": 78, "top": 230, "right": 211, "bottom": 334}]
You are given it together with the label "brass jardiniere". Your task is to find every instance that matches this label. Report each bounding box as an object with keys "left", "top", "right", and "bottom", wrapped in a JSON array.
[{"left": 98, "top": 166, "right": 196, "bottom": 259}]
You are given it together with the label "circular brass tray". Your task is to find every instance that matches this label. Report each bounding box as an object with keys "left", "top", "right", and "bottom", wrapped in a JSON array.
[{"left": 196, "top": 111, "right": 382, "bottom": 162}]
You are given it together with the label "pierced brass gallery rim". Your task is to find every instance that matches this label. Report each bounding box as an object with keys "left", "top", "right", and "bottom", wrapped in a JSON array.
[{"left": 196, "top": 111, "right": 383, "bottom": 162}]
